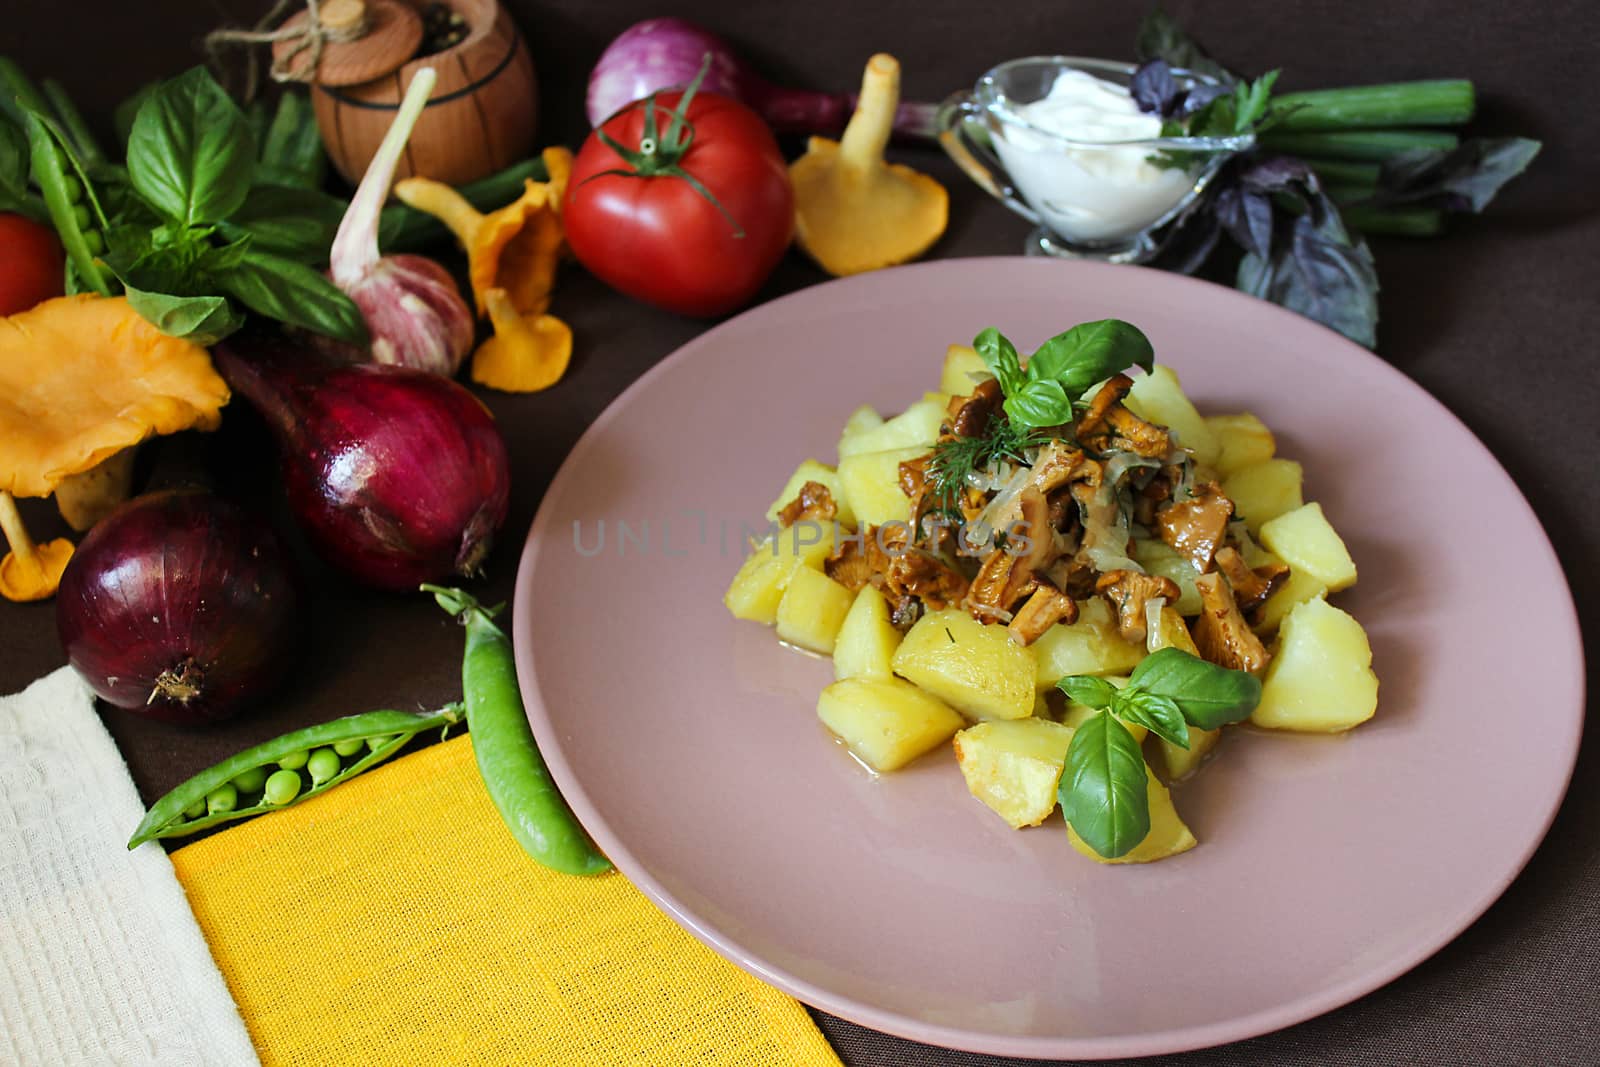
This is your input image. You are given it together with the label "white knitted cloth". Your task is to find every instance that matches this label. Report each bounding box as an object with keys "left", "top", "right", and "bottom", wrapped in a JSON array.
[{"left": 0, "top": 667, "right": 259, "bottom": 1066}]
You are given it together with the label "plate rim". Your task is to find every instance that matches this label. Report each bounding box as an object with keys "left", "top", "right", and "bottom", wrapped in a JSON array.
[{"left": 512, "top": 257, "right": 1586, "bottom": 1059}]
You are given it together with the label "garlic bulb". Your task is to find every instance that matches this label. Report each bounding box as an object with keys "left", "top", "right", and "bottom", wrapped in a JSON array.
[{"left": 329, "top": 68, "right": 474, "bottom": 376}]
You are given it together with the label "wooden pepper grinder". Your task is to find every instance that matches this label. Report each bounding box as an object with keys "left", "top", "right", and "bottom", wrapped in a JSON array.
[{"left": 273, "top": 0, "right": 537, "bottom": 186}]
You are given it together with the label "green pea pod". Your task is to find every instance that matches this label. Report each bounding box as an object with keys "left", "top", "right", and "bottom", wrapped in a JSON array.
[
  {"left": 426, "top": 585, "right": 613, "bottom": 877},
  {"left": 22, "top": 110, "right": 110, "bottom": 295},
  {"left": 128, "top": 704, "right": 464, "bottom": 848}
]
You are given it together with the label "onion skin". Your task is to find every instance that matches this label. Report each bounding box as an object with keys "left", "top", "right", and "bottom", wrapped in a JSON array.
[
  {"left": 56, "top": 490, "right": 300, "bottom": 725},
  {"left": 214, "top": 337, "right": 511, "bottom": 590},
  {"left": 586, "top": 17, "right": 938, "bottom": 139}
]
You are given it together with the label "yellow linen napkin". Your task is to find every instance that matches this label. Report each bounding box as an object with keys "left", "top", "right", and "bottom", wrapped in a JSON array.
[{"left": 171, "top": 735, "right": 841, "bottom": 1067}]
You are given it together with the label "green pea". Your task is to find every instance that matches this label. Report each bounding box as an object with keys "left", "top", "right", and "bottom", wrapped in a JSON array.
[
  {"left": 127, "top": 704, "right": 466, "bottom": 849},
  {"left": 367, "top": 734, "right": 395, "bottom": 752},
  {"left": 58, "top": 174, "right": 83, "bottom": 203},
  {"left": 306, "top": 748, "right": 341, "bottom": 785},
  {"left": 71, "top": 203, "right": 91, "bottom": 230},
  {"left": 263, "top": 769, "right": 302, "bottom": 806},
  {"left": 82, "top": 230, "right": 104, "bottom": 255},
  {"left": 231, "top": 765, "right": 268, "bottom": 793},
  {"left": 206, "top": 783, "right": 238, "bottom": 815}
]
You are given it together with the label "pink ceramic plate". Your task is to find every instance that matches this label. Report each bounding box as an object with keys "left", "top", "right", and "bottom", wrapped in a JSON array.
[{"left": 512, "top": 258, "right": 1583, "bottom": 1059}]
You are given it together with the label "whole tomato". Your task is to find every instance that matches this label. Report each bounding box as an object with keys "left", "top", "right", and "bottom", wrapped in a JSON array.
[
  {"left": 564, "top": 88, "right": 794, "bottom": 318},
  {"left": 0, "top": 213, "right": 65, "bottom": 316}
]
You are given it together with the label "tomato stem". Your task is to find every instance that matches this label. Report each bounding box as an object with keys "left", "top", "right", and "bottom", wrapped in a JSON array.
[{"left": 580, "top": 54, "right": 747, "bottom": 239}]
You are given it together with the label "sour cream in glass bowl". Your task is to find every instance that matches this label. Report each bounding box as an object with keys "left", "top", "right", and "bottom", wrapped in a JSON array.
[{"left": 938, "top": 57, "right": 1251, "bottom": 261}]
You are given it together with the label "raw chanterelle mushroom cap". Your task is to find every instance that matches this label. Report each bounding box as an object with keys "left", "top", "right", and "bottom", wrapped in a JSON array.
[
  {"left": 0, "top": 295, "right": 229, "bottom": 600},
  {"left": 790, "top": 53, "right": 949, "bottom": 276}
]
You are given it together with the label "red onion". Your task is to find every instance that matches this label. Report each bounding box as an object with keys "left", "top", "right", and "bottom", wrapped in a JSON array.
[
  {"left": 56, "top": 490, "right": 299, "bottom": 725},
  {"left": 331, "top": 66, "right": 474, "bottom": 376},
  {"left": 587, "top": 18, "right": 938, "bottom": 139},
  {"left": 214, "top": 336, "right": 510, "bottom": 590}
]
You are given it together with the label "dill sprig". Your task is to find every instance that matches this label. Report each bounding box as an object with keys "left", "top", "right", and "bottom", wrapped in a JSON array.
[{"left": 926, "top": 415, "right": 1047, "bottom": 513}]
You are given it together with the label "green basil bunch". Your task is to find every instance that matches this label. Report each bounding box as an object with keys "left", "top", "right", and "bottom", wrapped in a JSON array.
[
  {"left": 1057, "top": 648, "right": 1261, "bottom": 858},
  {"left": 104, "top": 68, "right": 363, "bottom": 345},
  {"left": 974, "top": 320, "right": 1155, "bottom": 430}
]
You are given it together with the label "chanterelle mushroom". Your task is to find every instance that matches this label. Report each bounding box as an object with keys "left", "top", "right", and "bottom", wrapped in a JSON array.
[
  {"left": 1154, "top": 482, "right": 1235, "bottom": 573},
  {"left": 1193, "top": 571, "right": 1271, "bottom": 675},
  {"left": 1008, "top": 583, "right": 1078, "bottom": 646},
  {"left": 1096, "top": 569, "right": 1181, "bottom": 645},
  {"left": 790, "top": 54, "right": 949, "bottom": 276},
  {"left": 0, "top": 295, "right": 229, "bottom": 600},
  {"left": 395, "top": 147, "right": 575, "bottom": 393}
]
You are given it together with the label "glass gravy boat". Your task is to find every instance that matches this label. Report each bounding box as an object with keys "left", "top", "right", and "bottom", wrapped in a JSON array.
[{"left": 938, "top": 56, "right": 1251, "bottom": 262}]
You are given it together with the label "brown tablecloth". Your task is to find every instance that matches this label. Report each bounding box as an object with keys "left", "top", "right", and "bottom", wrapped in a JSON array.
[{"left": 3, "top": 1, "right": 1596, "bottom": 1063}]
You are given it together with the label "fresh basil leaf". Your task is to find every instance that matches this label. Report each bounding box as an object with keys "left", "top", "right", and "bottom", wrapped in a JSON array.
[
  {"left": 1372, "top": 137, "right": 1541, "bottom": 214},
  {"left": 974, "top": 327, "right": 1025, "bottom": 395},
  {"left": 1237, "top": 212, "right": 1378, "bottom": 348},
  {"left": 1135, "top": 9, "right": 1237, "bottom": 85},
  {"left": 259, "top": 90, "right": 327, "bottom": 190},
  {"left": 1131, "top": 60, "right": 1182, "bottom": 118},
  {"left": 1127, "top": 647, "right": 1262, "bottom": 730},
  {"left": 219, "top": 184, "right": 344, "bottom": 260},
  {"left": 1227, "top": 158, "right": 1379, "bottom": 348},
  {"left": 123, "top": 284, "right": 244, "bottom": 345},
  {"left": 127, "top": 67, "right": 255, "bottom": 225},
  {"left": 1058, "top": 675, "right": 1118, "bottom": 711},
  {"left": 1212, "top": 185, "right": 1273, "bottom": 260},
  {"left": 1003, "top": 378, "right": 1073, "bottom": 429},
  {"left": 1112, "top": 689, "right": 1190, "bottom": 749},
  {"left": 104, "top": 222, "right": 222, "bottom": 297},
  {"left": 1026, "top": 319, "right": 1155, "bottom": 397},
  {"left": 1059, "top": 710, "right": 1151, "bottom": 860},
  {"left": 216, "top": 250, "right": 367, "bottom": 345}
]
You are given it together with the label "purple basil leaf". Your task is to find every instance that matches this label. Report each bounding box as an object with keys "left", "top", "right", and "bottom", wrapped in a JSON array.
[
  {"left": 1237, "top": 208, "right": 1378, "bottom": 348},
  {"left": 1373, "top": 137, "right": 1542, "bottom": 213},
  {"left": 1135, "top": 9, "right": 1238, "bottom": 85},
  {"left": 1239, "top": 154, "right": 1315, "bottom": 194},
  {"left": 1213, "top": 186, "right": 1274, "bottom": 260},
  {"left": 1132, "top": 60, "right": 1183, "bottom": 117},
  {"left": 1179, "top": 82, "right": 1229, "bottom": 117}
]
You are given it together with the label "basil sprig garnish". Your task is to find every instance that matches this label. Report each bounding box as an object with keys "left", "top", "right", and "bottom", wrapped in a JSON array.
[
  {"left": 1055, "top": 648, "right": 1262, "bottom": 858},
  {"left": 1058, "top": 709, "right": 1150, "bottom": 861},
  {"left": 973, "top": 320, "right": 1155, "bottom": 431},
  {"left": 1124, "top": 646, "right": 1263, "bottom": 730}
]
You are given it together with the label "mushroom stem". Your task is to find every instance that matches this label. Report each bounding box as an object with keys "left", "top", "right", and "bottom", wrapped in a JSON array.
[
  {"left": 0, "top": 491, "right": 42, "bottom": 580},
  {"left": 471, "top": 287, "right": 573, "bottom": 393},
  {"left": 0, "top": 489, "right": 74, "bottom": 601},
  {"left": 839, "top": 54, "right": 900, "bottom": 175},
  {"left": 394, "top": 178, "right": 487, "bottom": 249}
]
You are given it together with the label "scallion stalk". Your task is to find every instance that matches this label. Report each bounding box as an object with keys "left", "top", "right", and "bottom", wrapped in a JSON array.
[
  {"left": 1338, "top": 204, "right": 1445, "bottom": 237},
  {"left": 1260, "top": 128, "right": 1459, "bottom": 162},
  {"left": 1271, "top": 80, "right": 1474, "bottom": 131},
  {"left": 1303, "top": 159, "right": 1381, "bottom": 186}
]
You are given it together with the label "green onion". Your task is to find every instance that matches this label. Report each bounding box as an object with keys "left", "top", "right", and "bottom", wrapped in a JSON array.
[
  {"left": 1338, "top": 204, "right": 1445, "bottom": 237},
  {"left": 1303, "top": 159, "right": 1381, "bottom": 186},
  {"left": 1260, "top": 128, "right": 1459, "bottom": 162},
  {"left": 1271, "top": 80, "right": 1474, "bottom": 131}
]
